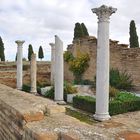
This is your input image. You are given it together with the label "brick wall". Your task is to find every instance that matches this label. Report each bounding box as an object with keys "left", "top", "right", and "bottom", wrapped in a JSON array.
[{"left": 64, "top": 37, "right": 140, "bottom": 90}]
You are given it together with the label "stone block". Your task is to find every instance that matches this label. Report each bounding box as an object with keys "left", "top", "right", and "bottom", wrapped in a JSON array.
[{"left": 47, "top": 105, "right": 65, "bottom": 115}]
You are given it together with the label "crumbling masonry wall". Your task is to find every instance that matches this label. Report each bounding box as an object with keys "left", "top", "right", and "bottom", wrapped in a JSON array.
[{"left": 64, "top": 36, "right": 140, "bottom": 90}]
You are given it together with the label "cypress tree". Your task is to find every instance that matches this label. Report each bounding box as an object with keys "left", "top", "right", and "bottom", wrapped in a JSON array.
[
  {"left": 15, "top": 53, "right": 17, "bottom": 61},
  {"left": 38, "top": 46, "right": 44, "bottom": 60},
  {"left": 28, "top": 44, "right": 34, "bottom": 61},
  {"left": 74, "top": 22, "right": 84, "bottom": 39},
  {"left": 0, "top": 36, "right": 5, "bottom": 61},
  {"left": 81, "top": 23, "right": 89, "bottom": 36},
  {"left": 129, "top": 20, "right": 139, "bottom": 48}
]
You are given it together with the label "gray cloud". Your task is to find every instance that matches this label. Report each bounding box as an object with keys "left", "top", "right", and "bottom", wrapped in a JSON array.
[{"left": 0, "top": 0, "right": 140, "bottom": 60}]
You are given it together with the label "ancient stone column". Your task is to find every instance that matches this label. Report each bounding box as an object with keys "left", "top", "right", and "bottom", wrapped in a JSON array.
[
  {"left": 30, "top": 53, "right": 37, "bottom": 94},
  {"left": 54, "top": 35, "right": 65, "bottom": 104},
  {"left": 49, "top": 43, "right": 55, "bottom": 85},
  {"left": 92, "top": 5, "right": 117, "bottom": 121},
  {"left": 15, "top": 40, "right": 25, "bottom": 90}
]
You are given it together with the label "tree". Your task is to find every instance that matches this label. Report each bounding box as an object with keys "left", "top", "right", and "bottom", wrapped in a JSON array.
[
  {"left": 74, "top": 22, "right": 84, "bottom": 39},
  {"left": 28, "top": 44, "right": 34, "bottom": 61},
  {"left": 129, "top": 20, "right": 139, "bottom": 48},
  {"left": 38, "top": 46, "right": 44, "bottom": 60},
  {"left": 15, "top": 53, "right": 17, "bottom": 61},
  {"left": 81, "top": 23, "right": 89, "bottom": 36},
  {"left": 0, "top": 36, "right": 5, "bottom": 61}
]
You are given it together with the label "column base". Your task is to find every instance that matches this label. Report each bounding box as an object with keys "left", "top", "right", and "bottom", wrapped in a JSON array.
[
  {"left": 17, "top": 87, "right": 22, "bottom": 90},
  {"left": 93, "top": 113, "right": 111, "bottom": 121},
  {"left": 55, "top": 100, "right": 66, "bottom": 105},
  {"left": 30, "top": 91, "right": 38, "bottom": 95}
]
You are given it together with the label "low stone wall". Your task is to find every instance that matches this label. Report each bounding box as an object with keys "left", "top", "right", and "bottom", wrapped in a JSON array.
[
  {"left": 0, "top": 61, "right": 51, "bottom": 88},
  {"left": 0, "top": 84, "right": 65, "bottom": 140}
]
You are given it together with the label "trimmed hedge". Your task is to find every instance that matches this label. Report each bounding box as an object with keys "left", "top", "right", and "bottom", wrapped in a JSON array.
[
  {"left": 22, "top": 84, "right": 41, "bottom": 94},
  {"left": 73, "top": 93, "right": 140, "bottom": 115}
]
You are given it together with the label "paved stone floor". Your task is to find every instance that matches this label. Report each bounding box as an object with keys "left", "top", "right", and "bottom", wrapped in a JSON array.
[{"left": 26, "top": 111, "right": 140, "bottom": 140}]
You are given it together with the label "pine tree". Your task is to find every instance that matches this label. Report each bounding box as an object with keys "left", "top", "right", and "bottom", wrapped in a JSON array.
[
  {"left": 129, "top": 20, "right": 139, "bottom": 48},
  {"left": 0, "top": 36, "right": 5, "bottom": 61},
  {"left": 38, "top": 46, "right": 44, "bottom": 60},
  {"left": 28, "top": 44, "right": 34, "bottom": 61},
  {"left": 74, "top": 22, "right": 84, "bottom": 39},
  {"left": 81, "top": 23, "right": 89, "bottom": 36}
]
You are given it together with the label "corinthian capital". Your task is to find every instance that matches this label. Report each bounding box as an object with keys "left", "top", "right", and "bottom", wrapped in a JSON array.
[{"left": 92, "top": 5, "right": 117, "bottom": 22}]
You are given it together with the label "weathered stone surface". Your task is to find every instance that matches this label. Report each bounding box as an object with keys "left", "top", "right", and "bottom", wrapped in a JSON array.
[
  {"left": 65, "top": 36, "right": 140, "bottom": 90},
  {"left": 1, "top": 83, "right": 140, "bottom": 140},
  {"left": 116, "top": 131, "right": 140, "bottom": 140},
  {"left": 0, "top": 61, "right": 51, "bottom": 88}
]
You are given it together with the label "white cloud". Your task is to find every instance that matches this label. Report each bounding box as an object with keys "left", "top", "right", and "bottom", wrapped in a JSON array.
[{"left": 0, "top": 0, "right": 140, "bottom": 60}]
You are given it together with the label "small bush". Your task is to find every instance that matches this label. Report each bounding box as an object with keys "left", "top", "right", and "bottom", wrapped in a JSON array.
[
  {"left": 22, "top": 84, "right": 30, "bottom": 92},
  {"left": 110, "top": 68, "right": 133, "bottom": 90},
  {"left": 44, "top": 86, "right": 54, "bottom": 99},
  {"left": 94, "top": 69, "right": 133, "bottom": 90},
  {"left": 109, "top": 86, "right": 119, "bottom": 100},
  {"left": 64, "top": 82, "right": 77, "bottom": 94},
  {"left": 22, "top": 84, "right": 41, "bottom": 94},
  {"left": 64, "top": 51, "right": 74, "bottom": 62},
  {"left": 44, "top": 82, "right": 77, "bottom": 101},
  {"left": 73, "top": 79, "right": 94, "bottom": 85}
]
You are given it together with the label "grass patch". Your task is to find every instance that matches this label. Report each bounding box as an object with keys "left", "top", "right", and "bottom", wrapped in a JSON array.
[{"left": 66, "top": 107, "right": 97, "bottom": 125}]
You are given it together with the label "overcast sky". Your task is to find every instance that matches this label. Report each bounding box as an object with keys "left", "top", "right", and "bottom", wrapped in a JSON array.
[{"left": 0, "top": 0, "right": 140, "bottom": 61}]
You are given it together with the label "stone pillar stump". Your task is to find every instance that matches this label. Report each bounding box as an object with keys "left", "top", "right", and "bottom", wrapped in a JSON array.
[
  {"left": 30, "top": 53, "right": 37, "bottom": 94},
  {"left": 49, "top": 43, "right": 55, "bottom": 85}
]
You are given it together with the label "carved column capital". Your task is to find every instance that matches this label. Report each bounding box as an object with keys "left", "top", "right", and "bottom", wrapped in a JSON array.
[{"left": 92, "top": 5, "right": 117, "bottom": 22}]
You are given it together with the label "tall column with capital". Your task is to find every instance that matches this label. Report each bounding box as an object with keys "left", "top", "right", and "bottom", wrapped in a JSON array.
[
  {"left": 54, "top": 35, "right": 65, "bottom": 104},
  {"left": 49, "top": 43, "right": 55, "bottom": 85},
  {"left": 92, "top": 5, "right": 117, "bottom": 121},
  {"left": 15, "top": 40, "right": 25, "bottom": 90},
  {"left": 30, "top": 53, "right": 37, "bottom": 94}
]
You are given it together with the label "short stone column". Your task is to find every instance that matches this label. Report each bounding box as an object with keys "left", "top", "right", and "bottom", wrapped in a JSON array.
[
  {"left": 30, "top": 53, "right": 37, "bottom": 94},
  {"left": 54, "top": 35, "right": 65, "bottom": 104},
  {"left": 49, "top": 43, "right": 55, "bottom": 85},
  {"left": 15, "top": 40, "right": 25, "bottom": 90},
  {"left": 92, "top": 5, "right": 117, "bottom": 121}
]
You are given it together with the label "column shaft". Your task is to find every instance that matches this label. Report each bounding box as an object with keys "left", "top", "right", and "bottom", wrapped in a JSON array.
[
  {"left": 30, "top": 54, "right": 37, "bottom": 94},
  {"left": 92, "top": 5, "right": 117, "bottom": 121},
  {"left": 16, "top": 40, "right": 25, "bottom": 90},
  {"left": 54, "top": 36, "right": 64, "bottom": 101}
]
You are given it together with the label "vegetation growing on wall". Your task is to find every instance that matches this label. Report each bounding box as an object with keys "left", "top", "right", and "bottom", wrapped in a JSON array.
[{"left": 64, "top": 51, "right": 90, "bottom": 84}]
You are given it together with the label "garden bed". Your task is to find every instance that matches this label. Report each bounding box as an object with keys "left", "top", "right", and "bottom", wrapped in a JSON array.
[{"left": 73, "top": 92, "right": 140, "bottom": 115}]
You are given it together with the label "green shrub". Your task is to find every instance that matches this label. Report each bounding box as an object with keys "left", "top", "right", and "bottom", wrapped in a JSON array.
[
  {"left": 22, "top": 84, "right": 41, "bottom": 94},
  {"left": 64, "top": 51, "right": 74, "bottom": 62},
  {"left": 73, "top": 79, "right": 94, "bottom": 85},
  {"left": 22, "top": 84, "right": 30, "bottom": 92},
  {"left": 73, "top": 95, "right": 95, "bottom": 113},
  {"left": 64, "top": 82, "right": 77, "bottom": 94},
  {"left": 44, "top": 86, "right": 54, "bottom": 99},
  {"left": 110, "top": 69, "right": 133, "bottom": 90},
  {"left": 94, "top": 69, "right": 133, "bottom": 90},
  {"left": 109, "top": 86, "right": 119, "bottom": 100},
  {"left": 73, "top": 93, "right": 140, "bottom": 116},
  {"left": 69, "top": 53, "right": 90, "bottom": 83},
  {"left": 44, "top": 82, "right": 76, "bottom": 100}
]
